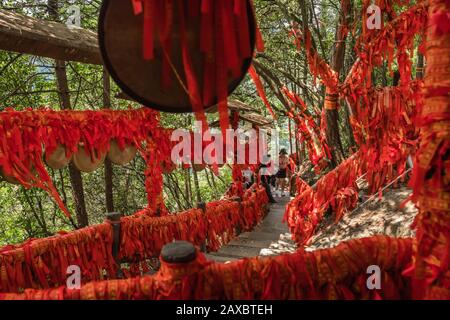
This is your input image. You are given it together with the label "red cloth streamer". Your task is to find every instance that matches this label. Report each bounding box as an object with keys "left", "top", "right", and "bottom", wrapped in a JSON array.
[
  {"left": 282, "top": 87, "right": 331, "bottom": 171},
  {"left": 248, "top": 65, "right": 277, "bottom": 120},
  {"left": 132, "top": 0, "right": 143, "bottom": 14},
  {"left": 142, "top": 0, "right": 155, "bottom": 60},
  {"left": 0, "top": 108, "right": 170, "bottom": 215},
  {"left": 0, "top": 223, "right": 116, "bottom": 293}
]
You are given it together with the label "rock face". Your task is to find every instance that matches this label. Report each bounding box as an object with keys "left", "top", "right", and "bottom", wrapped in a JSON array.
[{"left": 206, "top": 184, "right": 417, "bottom": 262}]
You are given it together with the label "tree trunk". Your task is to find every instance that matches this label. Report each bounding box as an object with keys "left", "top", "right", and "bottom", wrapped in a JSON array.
[
  {"left": 67, "top": 162, "right": 89, "bottom": 227},
  {"left": 342, "top": 99, "right": 357, "bottom": 152},
  {"left": 122, "top": 170, "right": 131, "bottom": 210},
  {"left": 288, "top": 118, "right": 293, "bottom": 154},
  {"left": 323, "top": 0, "right": 351, "bottom": 166},
  {"left": 297, "top": 0, "right": 347, "bottom": 166},
  {"left": 184, "top": 170, "right": 192, "bottom": 207},
  {"left": 416, "top": 54, "right": 424, "bottom": 79},
  {"left": 192, "top": 170, "right": 202, "bottom": 204},
  {"left": 164, "top": 180, "right": 184, "bottom": 211},
  {"left": 210, "top": 170, "right": 220, "bottom": 197},
  {"left": 205, "top": 169, "right": 219, "bottom": 199},
  {"left": 49, "top": 0, "right": 89, "bottom": 228},
  {"left": 102, "top": 68, "right": 115, "bottom": 213}
]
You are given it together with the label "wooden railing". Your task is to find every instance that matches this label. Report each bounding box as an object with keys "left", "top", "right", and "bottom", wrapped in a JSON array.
[{"left": 0, "top": 186, "right": 269, "bottom": 293}]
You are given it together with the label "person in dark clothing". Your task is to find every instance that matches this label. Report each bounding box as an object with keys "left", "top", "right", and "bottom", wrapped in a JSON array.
[
  {"left": 276, "top": 148, "right": 290, "bottom": 197},
  {"left": 258, "top": 156, "right": 276, "bottom": 203},
  {"left": 242, "top": 167, "right": 254, "bottom": 189}
]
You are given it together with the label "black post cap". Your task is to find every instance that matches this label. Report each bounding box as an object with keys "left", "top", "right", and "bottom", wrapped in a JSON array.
[
  {"left": 161, "top": 241, "right": 197, "bottom": 264},
  {"left": 196, "top": 202, "right": 206, "bottom": 211},
  {"left": 106, "top": 212, "right": 122, "bottom": 222}
]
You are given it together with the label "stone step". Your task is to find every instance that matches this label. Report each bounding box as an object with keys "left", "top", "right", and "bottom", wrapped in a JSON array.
[
  {"left": 253, "top": 227, "right": 289, "bottom": 234},
  {"left": 257, "top": 221, "right": 288, "bottom": 229},
  {"left": 207, "top": 250, "right": 251, "bottom": 259},
  {"left": 228, "top": 238, "right": 272, "bottom": 248},
  {"left": 204, "top": 254, "right": 238, "bottom": 263},
  {"left": 239, "top": 231, "right": 283, "bottom": 241},
  {"left": 215, "top": 244, "right": 262, "bottom": 258}
]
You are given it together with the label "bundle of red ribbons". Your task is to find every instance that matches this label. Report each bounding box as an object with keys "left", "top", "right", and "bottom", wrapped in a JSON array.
[
  {"left": 343, "top": 2, "right": 428, "bottom": 103},
  {"left": 119, "top": 187, "right": 267, "bottom": 262},
  {"left": 351, "top": 85, "right": 420, "bottom": 194},
  {"left": 284, "top": 153, "right": 361, "bottom": 245},
  {"left": 282, "top": 87, "right": 331, "bottom": 171},
  {"left": 0, "top": 223, "right": 116, "bottom": 293},
  {"left": 0, "top": 107, "right": 272, "bottom": 215},
  {"left": 288, "top": 0, "right": 427, "bottom": 148},
  {"left": 0, "top": 108, "right": 171, "bottom": 215}
]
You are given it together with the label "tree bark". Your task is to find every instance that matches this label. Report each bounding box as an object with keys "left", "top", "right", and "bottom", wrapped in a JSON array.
[
  {"left": 288, "top": 118, "right": 293, "bottom": 154},
  {"left": 299, "top": 1, "right": 309, "bottom": 166},
  {"left": 102, "top": 68, "right": 115, "bottom": 213},
  {"left": 323, "top": 0, "right": 351, "bottom": 166},
  {"left": 416, "top": 54, "right": 424, "bottom": 79},
  {"left": 168, "top": 173, "right": 190, "bottom": 207},
  {"left": 49, "top": 0, "right": 89, "bottom": 228},
  {"left": 186, "top": 169, "right": 193, "bottom": 207},
  {"left": 164, "top": 181, "right": 184, "bottom": 211},
  {"left": 209, "top": 170, "right": 220, "bottom": 197},
  {"left": 192, "top": 170, "right": 202, "bottom": 204},
  {"left": 67, "top": 161, "right": 89, "bottom": 227},
  {"left": 342, "top": 99, "right": 357, "bottom": 151}
]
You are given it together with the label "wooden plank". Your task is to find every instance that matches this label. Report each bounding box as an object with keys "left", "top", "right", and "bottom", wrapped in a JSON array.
[
  {"left": 209, "top": 113, "right": 273, "bottom": 128},
  {"left": 0, "top": 9, "right": 102, "bottom": 64},
  {"left": 238, "top": 231, "right": 282, "bottom": 241},
  {"left": 205, "top": 100, "right": 257, "bottom": 114}
]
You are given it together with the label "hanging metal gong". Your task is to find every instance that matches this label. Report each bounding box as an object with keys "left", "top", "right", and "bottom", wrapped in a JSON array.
[{"left": 98, "top": 0, "right": 257, "bottom": 113}]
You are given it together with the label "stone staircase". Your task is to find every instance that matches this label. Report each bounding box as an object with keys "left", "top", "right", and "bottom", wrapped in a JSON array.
[{"left": 205, "top": 196, "right": 297, "bottom": 262}]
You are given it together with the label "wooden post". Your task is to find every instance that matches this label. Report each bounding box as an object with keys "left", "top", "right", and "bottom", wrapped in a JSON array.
[
  {"left": 288, "top": 118, "right": 293, "bottom": 154},
  {"left": 233, "top": 197, "right": 243, "bottom": 235},
  {"left": 410, "top": 0, "right": 450, "bottom": 299},
  {"left": 106, "top": 212, "right": 123, "bottom": 278},
  {"left": 196, "top": 202, "right": 207, "bottom": 253},
  {"left": 153, "top": 241, "right": 202, "bottom": 298},
  {"left": 102, "top": 68, "right": 115, "bottom": 213}
]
